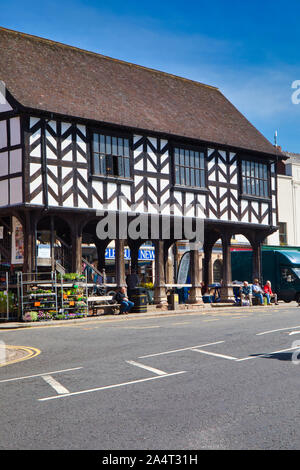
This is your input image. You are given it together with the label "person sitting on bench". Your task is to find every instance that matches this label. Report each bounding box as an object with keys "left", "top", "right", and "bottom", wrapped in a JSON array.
[
  {"left": 252, "top": 279, "right": 264, "bottom": 305},
  {"left": 263, "top": 280, "right": 279, "bottom": 305},
  {"left": 115, "top": 287, "right": 134, "bottom": 315},
  {"left": 240, "top": 281, "right": 252, "bottom": 306}
]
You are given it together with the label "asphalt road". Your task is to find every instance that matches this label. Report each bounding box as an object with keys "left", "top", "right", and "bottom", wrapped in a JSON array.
[{"left": 1, "top": 303, "right": 300, "bottom": 450}]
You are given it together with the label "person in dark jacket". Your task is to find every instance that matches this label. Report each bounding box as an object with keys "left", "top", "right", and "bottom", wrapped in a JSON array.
[{"left": 115, "top": 287, "right": 134, "bottom": 314}]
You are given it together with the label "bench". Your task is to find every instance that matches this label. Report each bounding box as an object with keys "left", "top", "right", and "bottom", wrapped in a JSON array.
[{"left": 87, "top": 295, "right": 121, "bottom": 315}]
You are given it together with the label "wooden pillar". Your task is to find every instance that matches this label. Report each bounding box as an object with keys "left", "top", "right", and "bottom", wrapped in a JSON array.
[
  {"left": 203, "top": 242, "right": 214, "bottom": 289},
  {"left": 23, "top": 212, "right": 34, "bottom": 275},
  {"left": 94, "top": 239, "right": 107, "bottom": 271},
  {"left": 188, "top": 245, "right": 202, "bottom": 304},
  {"left": 115, "top": 239, "right": 126, "bottom": 287},
  {"left": 154, "top": 240, "right": 167, "bottom": 304},
  {"left": 130, "top": 243, "right": 139, "bottom": 275},
  {"left": 71, "top": 221, "right": 82, "bottom": 274},
  {"left": 220, "top": 231, "right": 234, "bottom": 301}
]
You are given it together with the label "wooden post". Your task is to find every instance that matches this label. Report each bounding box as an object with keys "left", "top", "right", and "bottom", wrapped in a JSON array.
[
  {"left": 188, "top": 245, "right": 203, "bottom": 304},
  {"left": 71, "top": 221, "right": 82, "bottom": 274},
  {"left": 115, "top": 239, "right": 126, "bottom": 287},
  {"left": 220, "top": 232, "right": 234, "bottom": 301},
  {"left": 154, "top": 240, "right": 167, "bottom": 304}
]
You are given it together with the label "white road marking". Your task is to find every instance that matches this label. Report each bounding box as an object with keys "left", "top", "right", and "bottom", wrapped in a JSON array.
[
  {"left": 0, "top": 367, "right": 83, "bottom": 384},
  {"left": 236, "top": 346, "right": 299, "bottom": 362},
  {"left": 38, "top": 371, "right": 186, "bottom": 402},
  {"left": 289, "top": 331, "right": 300, "bottom": 335},
  {"left": 42, "top": 375, "right": 70, "bottom": 395},
  {"left": 126, "top": 360, "right": 167, "bottom": 376},
  {"left": 139, "top": 341, "right": 225, "bottom": 359},
  {"left": 256, "top": 325, "right": 300, "bottom": 336},
  {"left": 191, "top": 348, "right": 238, "bottom": 361}
]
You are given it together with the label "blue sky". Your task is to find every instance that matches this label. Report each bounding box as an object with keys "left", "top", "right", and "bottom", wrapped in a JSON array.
[{"left": 1, "top": 0, "right": 300, "bottom": 152}]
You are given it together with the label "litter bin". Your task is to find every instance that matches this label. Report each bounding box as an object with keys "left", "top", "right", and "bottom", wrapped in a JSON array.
[
  {"left": 129, "top": 287, "right": 148, "bottom": 313},
  {"left": 167, "top": 291, "right": 179, "bottom": 310}
]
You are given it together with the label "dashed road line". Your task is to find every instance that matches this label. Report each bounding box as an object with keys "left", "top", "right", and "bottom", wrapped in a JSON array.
[
  {"left": 126, "top": 360, "right": 167, "bottom": 376},
  {"left": 42, "top": 375, "right": 70, "bottom": 395},
  {"left": 191, "top": 348, "right": 238, "bottom": 361}
]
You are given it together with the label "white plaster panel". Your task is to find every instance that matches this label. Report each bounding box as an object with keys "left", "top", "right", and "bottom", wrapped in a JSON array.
[
  {"left": 10, "top": 117, "right": 20, "bottom": 146},
  {"left": 0, "top": 151, "right": 8, "bottom": 177},
  {"left": 9, "top": 177, "right": 22, "bottom": 204}
]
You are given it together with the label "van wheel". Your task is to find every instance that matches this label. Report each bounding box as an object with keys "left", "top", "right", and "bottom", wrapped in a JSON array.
[{"left": 295, "top": 293, "right": 300, "bottom": 304}]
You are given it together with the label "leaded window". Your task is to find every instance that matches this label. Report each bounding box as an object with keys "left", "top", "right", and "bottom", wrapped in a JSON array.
[
  {"left": 174, "top": 147, "right": 206, "bottom": 188},
  {"left": 241, "top": 160, "right": 269, "bottom": 198},
  {"left": 92, "top": 133, "right": 131, "bottom": 178}
]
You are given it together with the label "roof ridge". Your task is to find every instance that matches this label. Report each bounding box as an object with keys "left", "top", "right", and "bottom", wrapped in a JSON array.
[{"left": 0, "top": 26, "right": 219, "bottom": 91}]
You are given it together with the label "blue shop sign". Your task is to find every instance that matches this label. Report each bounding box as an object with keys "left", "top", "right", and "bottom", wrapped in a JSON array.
[{"left": 105, "top": 248, "right": 155, "bottom": 260}]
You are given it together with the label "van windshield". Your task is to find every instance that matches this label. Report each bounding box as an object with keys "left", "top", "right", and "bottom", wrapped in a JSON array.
[{"left": 292, "top": 268, "right": 300, "bottom": 280}]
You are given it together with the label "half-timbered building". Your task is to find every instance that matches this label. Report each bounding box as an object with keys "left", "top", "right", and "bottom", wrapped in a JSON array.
[{"left": 0, "top": 27, "right": 283, "bottom": 302}]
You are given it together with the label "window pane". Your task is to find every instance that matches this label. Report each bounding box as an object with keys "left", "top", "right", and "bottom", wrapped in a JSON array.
[
  {"left": 251, "top": 162, "right": 255, "bottom": 178},
  {"left": 195, "top": 169, "right": 200, "bottom": 186},
  {"left": 118, "top": 156, "right": 124, "bottom": 176},
  {"left": 200, "top": 152, "right": 205, "bottom": 169},
  {"left": 255, "top": 162, "right": 259, "bottom": 178},
  {"left": 185, "top": 150, "right": 190, "bottom": 167},
  {"left": 251, "top": 178, "right": 256, "bottom": 195},
  {"left": 93, "top": 154, "right": 100, "bottom": 174},
  {"left": 180, "top": 148, "right": 185, "bottom": 165},
  {"left": 200, "top": 170, "right": 205, "bottom": 187},
  {"left": 112, "top": 137, "right": 118, "bottom": 155},
  {"left": 246, "top": 161, "right": 251, "bottom": 177},
  {"left": 185, "top": 167, "right": 190, "bottom": 186},
  {"left": 100, "top": 134, "right": 105, "bottom": 153},
  {"left": 118, "top": 137, "right": 123, "bottom": 156},
  {"left": 175, "top": 165, "right": 180, "bottom": 184},
  {"left": 124, "top": 139, "right": 129, "bottom": 157},
  {"left": 190, "top": 151, "right": 194, "bottom": 168},
  {"left": 256, "top": 179, "right": 260, "bottom": 195},
  {"left": 243, "top": 177, "right": 247, "bottom": 194},
  {"left": 242, "top": 161, "right": 246, "bottom": 176},
  {"left": 194, "top": 152, "right": 200, "bottom": 168},
  {"left": 264, "top": 180, "right": 268, "bottom": 197},
  {"left": 106, "top": 135, "right": 111, "bottom": 155},
  {"left": 180, "top": 166, "right": 185, "bottom": 185},
  {"left": 100, "top": 154, "right": 106, "bottom": 174},
  {"left": 93, "top": 133, "right": 99, "bottom": 153},
  {"left": 174, "top": 148, "right": 180, "bottom": 165},
  {"left": 190, "top": 168, "right": 195, "bottom": 186},
  {"left": 263, "top": 165, "right": 268, "bottom": 180},
  {"left": 260, "top": 180, "right": 264, "bottom": 196},
  {"left": 247, "top": 178, "right": 251, "bottom": 194},
  {"left": 123, "top": 158, "right": 130, "bottom": 177},
  {"left": 106, "top": 155, "right": 113, "bottom": 175}
]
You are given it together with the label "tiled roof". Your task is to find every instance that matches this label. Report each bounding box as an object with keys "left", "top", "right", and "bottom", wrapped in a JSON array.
[{"left": 0, "top": 27, "right": 280, "bottom": 156}]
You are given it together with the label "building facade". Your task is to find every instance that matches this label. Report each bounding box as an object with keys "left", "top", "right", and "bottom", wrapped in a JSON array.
[
  {"left": 267, "top": 152, "right": 300, "bottom": 247},
  {"left": 0, "top": 28, "right": 283, "bottom": 302}
]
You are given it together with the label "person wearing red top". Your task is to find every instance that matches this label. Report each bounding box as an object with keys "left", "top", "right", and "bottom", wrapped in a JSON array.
[{"left": 263, "top": 280, "right": 279, "bottom": 305}]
